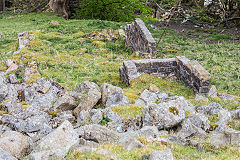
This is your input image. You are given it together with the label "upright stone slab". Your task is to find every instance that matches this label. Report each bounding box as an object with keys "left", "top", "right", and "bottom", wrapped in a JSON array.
[{"left": 125, "top": 18, "right": 157, "bottom": 56}]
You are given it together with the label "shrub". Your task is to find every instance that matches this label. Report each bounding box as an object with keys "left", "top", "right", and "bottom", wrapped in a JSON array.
[{"left": 72, "top": 0, "right": 151, "bottom": 22}]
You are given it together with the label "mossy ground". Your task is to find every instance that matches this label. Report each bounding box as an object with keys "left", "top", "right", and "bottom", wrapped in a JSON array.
[{"left": 0, "top": 12, "right": 240, "bottom": 160}]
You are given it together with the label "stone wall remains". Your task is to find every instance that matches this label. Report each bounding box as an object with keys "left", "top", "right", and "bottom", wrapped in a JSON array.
[
  {"left": 119, "top": 56, "right": 210, "bottom": 94},
  {"left": 125, "top": 18, "right": 157, "bottom": 56}
]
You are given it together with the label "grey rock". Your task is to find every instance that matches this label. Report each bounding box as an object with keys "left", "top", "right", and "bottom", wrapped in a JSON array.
[
  {"left": 31, "top": 86, "right": 59, "bottom": 111},
  {"left": 0, "top": 147, "right": 18, "bottom": 160},
  {"left": 105, "top": 109, "right": 122, "bottom": 122},
  {"left": 210, "top": 129, "right": 240, "bottom": 148},
  {"left": 78, "top": 138, "right": 100, "bottom": 148},
  {"left": 215, "top": 119, "right": 228, "bottom": 132},
  {"left": 1, "top": 106, "right": 52, "bottom": 140},
  {"left": 8, "top": 73, "right": 18, "bottom": 84},
  {"left": 120, "top": 126, "right": 165, "bottom": 141},
  {"left": 6, "top": 84, "right": 18, "bottom": 103},
  {"left": 225, "top": 129, "right": 240, "bottom": 146},
  {"left": 76, "top": 110, "right": 91, "bottom": 126},
  {"left": 75, "top": 124, "right": 120, "bottom": 144},
  {"left": 101, "top": 83, "right": 125, "bottom": 106},
  {"left": 135, "top": 89, "right": 158, "bottom": 107},
  {"left": 138, "top": 126, "right": 160, "bottom": 139},
  {"left": 177, "top": 118, "right": 207, "bottom": 139},
  {"left": 73, "top": 146, "right": 97, "bottom": 153},
  {"left": 197, "top": 102, "right": 223, "bottom": 115},
  {"left": 73, "top": 81, "right": 101, "bottom": 117},
  {"left": 230, "top": 109, "right": 240, "bottom": 119},
  {"left": 142, "top": 97, "right": 195, "bottom": 129},
  {"left": 148, "top": 149, "right": 173, "bottom": 160},
  {"left": 0, "top": 114, "right": 26, "bottom": 132},
  {"left": 4, "top": 101, "right": 22, "bottom": 114},
  {"left": 33, "top": 120, "right": 79, "bottom": 158},
  {"left": 0, "top": 73, "right": 8, "bottom": 102},
  {"left": 24, "top": 86, "right": 40, "bottom": 104},
  {"left": 207, "top": 85, "right": 217, "bottom": 97},
  {"left": 218, "top": 109, "right": 232, "bottom": 122},
  {"left": 49, "top": 111, "right": 75, "bottom": 128},
  {"left": 119, "top": 136, "right": 144, "bottom": 150},
  {"left": 122, "top": 115, "right": 143, "bottom": 132},
  {"left": 105, "top": 91, "right": 129, "bottom": 108},
  {"left": 195, "top": 94, "right": 209, "bottom": 102},
  {"left": 107, "top": 121, "right": 123, "bottom": 133},
  {"left": 28, "top": 149, "right": 68, "bottom": 160},
  {"left": 90, "top": 109, "right": 103, "bottom": 124},
  {"left": 0, "top": 125, "right": 11, "bottom": 135},
  {"left": 0, "top": 131, "right": 30, "bottom": 158},
  {"left": 218, "top": 93, "right": 235, "bottom": 102},
  {"left": 53, "top": 93, "right": 79, "bottom": 111},
  {"left": 209, "top": 132, "right": 230, "bottom": 148}
]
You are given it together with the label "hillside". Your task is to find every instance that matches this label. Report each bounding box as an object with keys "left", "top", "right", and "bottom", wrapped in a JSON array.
[{"left": 0, "top": 12, "right": 240, "bottom": 160}]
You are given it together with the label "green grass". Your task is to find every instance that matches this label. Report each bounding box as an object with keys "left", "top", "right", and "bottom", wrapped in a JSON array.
[{"left": 149, "top": 26, "right": 240, "bottom": 96}]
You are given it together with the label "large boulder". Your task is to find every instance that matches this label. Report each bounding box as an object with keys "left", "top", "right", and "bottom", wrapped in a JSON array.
[
  {"left": 0, "top": 147, "right": 17, "bottom": 160},
  {"left": 118, "top": 136, "right": 144, "bottom": 150},
  {"left": 142, "top": 97, "right": 195, "bottom": 129},
  {"left": 73, "top": 81, "right": 101, "bottom": 117},
  {"left": 210, "top": 129, "right": 240, "bottom": 148},
  {"left": 75, "top": 124, "right": 120, "bottom": 144},
  {"left": 1, "top": 106, "right": 52, "bottom": 140},
  {"left": 32, "top": 120, "right": 79, "bottom": 158},
  {"left": 30, "top": 86, "right": 59, "bottom": 111},
  {"left": 177, "top": 113, "right": 210, "bottom": 139},
  {"left": 0, "top": 131, "right": 30, "bottom": 158},
  {"left": 177, "top": 114, "right": 209, "bottom": 139},
  {"left": 197, "top": 102, "right": 223, "bottom": 115},
  {"left": 101, "top": 83, "right": 129, "bottom": 107}
]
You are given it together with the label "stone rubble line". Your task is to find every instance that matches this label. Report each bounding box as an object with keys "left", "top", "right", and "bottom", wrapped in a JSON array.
[{"left": 120, "top": 56, "right": 211, "bottom": 94}]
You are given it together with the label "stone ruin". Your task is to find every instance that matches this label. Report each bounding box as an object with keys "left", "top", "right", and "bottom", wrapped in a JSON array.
[
  {"left": 119, "top": 56, "right": 211, "bottom": 94},
  {"left": 125, "top": 18, "right": 157, "bottom": 57}
]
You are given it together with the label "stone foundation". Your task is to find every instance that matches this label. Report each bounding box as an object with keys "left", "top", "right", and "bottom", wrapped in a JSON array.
[
  {"left": 119, "top": 56, "right": 210, "bottom": 94},
  {"left": 125, "top": 18, "right": 157, "bottom": 56}
]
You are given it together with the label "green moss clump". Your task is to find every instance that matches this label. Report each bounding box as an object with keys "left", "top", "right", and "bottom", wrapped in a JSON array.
[
  {"left": 112, "top": 105, "right": 143, "bottom": 120},
  {"left": 169, "top": 106, "right": 179, "bottom": 115}
]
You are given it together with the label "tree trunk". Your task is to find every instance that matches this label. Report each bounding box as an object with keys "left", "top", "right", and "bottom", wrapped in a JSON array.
[
  {"left": 49, "top": 0, "right": 70, "bottom": 19},
  {"left": 0, "top": 0, "right": 5, "bottom": 12}
]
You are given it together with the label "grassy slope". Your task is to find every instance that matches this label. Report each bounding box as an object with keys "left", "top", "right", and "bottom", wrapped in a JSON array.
[{"left": 0, "top": 12, "right": 240, "bottom": 160}]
